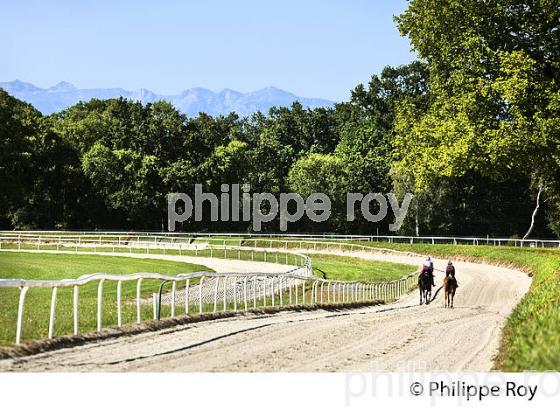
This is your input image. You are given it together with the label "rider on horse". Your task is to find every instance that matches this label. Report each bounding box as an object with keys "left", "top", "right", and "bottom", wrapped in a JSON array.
[
  {"left": 445, "top": 260, "right": 458, "bottom": 287},
  {"left": 421, "top": 256, "right": 435, "bottom": 287}
]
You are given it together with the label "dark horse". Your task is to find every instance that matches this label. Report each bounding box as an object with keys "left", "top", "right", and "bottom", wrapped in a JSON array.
[
  {"left": 443, "top": 274, "right": 458, "bottom": 308},
  {"left": 418, "top": 270, "right": 432, "bottom": 305}
]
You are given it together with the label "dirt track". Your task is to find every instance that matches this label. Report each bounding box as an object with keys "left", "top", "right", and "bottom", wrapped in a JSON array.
[{"left": 0, "top": 253, "right": 530, "bottom": 372}]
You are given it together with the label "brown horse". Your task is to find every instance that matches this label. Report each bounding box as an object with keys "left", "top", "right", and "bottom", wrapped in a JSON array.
[{"left": 443, "top": 274, "right": 458, "bottom": 308}]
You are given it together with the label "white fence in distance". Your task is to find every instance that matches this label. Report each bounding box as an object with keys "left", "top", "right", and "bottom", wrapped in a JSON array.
[{"left": 1, "top": 230, "right": 558, "bottom": 248}]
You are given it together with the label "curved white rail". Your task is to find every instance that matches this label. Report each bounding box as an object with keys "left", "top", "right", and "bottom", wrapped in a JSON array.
[{"left": 0, "top": 235, "right": 418, "bottom": 345}]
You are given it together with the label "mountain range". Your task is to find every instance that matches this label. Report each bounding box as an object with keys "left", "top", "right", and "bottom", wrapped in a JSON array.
[{"left": 0, "top": 80, "right": 334, "bottom": 117}]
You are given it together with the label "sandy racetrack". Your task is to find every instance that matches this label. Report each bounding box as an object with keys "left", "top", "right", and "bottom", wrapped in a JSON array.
[{"left": 0, "top": 252, "right": 530, "bottom": 372}]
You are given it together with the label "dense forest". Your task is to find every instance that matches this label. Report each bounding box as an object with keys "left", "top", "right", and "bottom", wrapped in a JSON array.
[{"left": 1, "top": 0, "right": 559, "bottom": 238}]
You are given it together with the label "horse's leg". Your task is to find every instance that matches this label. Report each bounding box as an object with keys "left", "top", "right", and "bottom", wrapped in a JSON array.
[{"left": 451, "top": 290, "right": 455, "bottom": 308}]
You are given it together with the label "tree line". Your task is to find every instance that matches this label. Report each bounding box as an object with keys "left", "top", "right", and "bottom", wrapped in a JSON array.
[{"left": 1, "top": 0, "right": 558, "bottom": 238}]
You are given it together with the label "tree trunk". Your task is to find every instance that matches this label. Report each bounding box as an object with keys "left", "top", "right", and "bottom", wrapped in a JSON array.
[
  {"left": 415, "top": 207, "right": 420, "bottom": 237},
  {"left": 522, "top": 185, "right": 543, "bottom": 240}
]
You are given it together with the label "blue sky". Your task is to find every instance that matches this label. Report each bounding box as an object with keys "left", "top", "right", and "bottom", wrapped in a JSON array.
[{"left": 1, "top": 0, "right": 414, "bottom": 101}]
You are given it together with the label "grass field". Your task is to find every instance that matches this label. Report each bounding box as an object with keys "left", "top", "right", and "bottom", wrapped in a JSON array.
[
  {"left": 0, "top": 248, "right": 414, "bottom": 347},
  {"left": 0, "top": 241, "right": 308, "bottom": 267},
  {"left": 310, "top": 254, "right": 415, "bottom": 281},
  {"left": 0, "top": 252, "right": 211, "bottom": 346}
]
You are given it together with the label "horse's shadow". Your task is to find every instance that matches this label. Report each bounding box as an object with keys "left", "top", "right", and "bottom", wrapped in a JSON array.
[
  {"left": 376, "top": 285, "right": 445, "bottom": 314},
  {"left": 430, "top": 285, "right": 444, "bottom": 303},
  {"left": 419, "top": 285, "right": 443, "bottom": 306}
]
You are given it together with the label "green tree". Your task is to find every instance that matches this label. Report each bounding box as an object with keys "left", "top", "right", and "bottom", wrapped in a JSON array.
[
  {"left": 287, "top": 153, "right": 349, "bottom": 231},
  {"left": 0, "top": 90, "right": 41, "bottom": 227},
  {"left": 332, "top": 62, "right": 430, "bottom": 233},
  {"left": 394, "top": 0, "right": 560, "bottom": 236},
  {"left": 54, "top": 98, "right": 187, "bottom": 229},
  {"left": 336, "top": 62, "right": 430, "bottom": 192}
]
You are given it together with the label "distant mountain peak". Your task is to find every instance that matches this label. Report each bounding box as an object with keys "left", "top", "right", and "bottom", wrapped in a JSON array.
[
  {"left": 219, "top": 88, "right": 242, "bottom": 96},
  {"left": 4, "top": 79, "right": 40, "bottom": 92},
  {"left": 49, "top": 81, "right": 77, "bottom": 92},
  {"left": 0, "top": 80, "right": 334, "bottom": 116},
  {"left": 260, "top": 86, "right": 285, "bottom": 92},
  {"left": 134, "top": 88, "right": 157, "bottom": 100}
]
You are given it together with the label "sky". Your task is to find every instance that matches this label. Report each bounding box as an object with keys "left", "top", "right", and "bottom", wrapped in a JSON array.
[{"left": 1, "top": 0, "right": 414, "bottom": 102}]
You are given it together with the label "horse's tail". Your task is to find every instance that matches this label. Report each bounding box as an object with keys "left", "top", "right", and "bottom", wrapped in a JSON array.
[{"left": 452, "top": 276, "right": 458, "bottom": 288}]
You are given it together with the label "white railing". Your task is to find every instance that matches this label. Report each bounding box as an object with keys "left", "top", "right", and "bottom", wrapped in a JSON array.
[
  {"left": 0, "top": 270, "right": 417, "bottom": 346},
  {"left": 239, "top": 238, "right": 425, "bottom": 256},
  {"left": 1, "top": 230, "right": 558, "bottom": 248},
  {"left": 0, "top": 234, "right": 419, "bottom": 345},
  {"left": 0, "top": 235, "right": 312, "bottom": 269}
]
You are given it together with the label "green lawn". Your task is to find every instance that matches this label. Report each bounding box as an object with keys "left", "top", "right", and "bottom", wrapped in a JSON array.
[
  {"left": 310, "top": 254, "right": 415, "bottom": 281},
  {"left": 0, "top": 240, "right": 308, "bottom": 268},
  {"left": 0, "top": 245, "right": 418, "bottom": 347},
  {"left": 0, "top": 252, "right": 211, "bottom": 346},
  {"left": 192, "top": 236, "right": 244, "bottom": 246},
  {"left": 185, "top": 238, "right": 416, "bottom": 281}
]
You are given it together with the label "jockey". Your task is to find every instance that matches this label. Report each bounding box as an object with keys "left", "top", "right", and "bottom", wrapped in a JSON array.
[
  {"left": 421, "top": 256, "right": 435, "bottom": 287},
  {"left": 446, "top": 261, "right": 458, "bottom": 287}
]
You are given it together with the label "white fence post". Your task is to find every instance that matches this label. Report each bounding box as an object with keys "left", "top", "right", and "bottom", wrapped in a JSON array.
[
  {"left": 136, "top": 278, "right": 143, "bottom": 323},
  {"left": 185, "top": 278, "right": 190, "bottom": 314},
  {"left": 213, "top": 277, "right": 220, "bottom": 313},
  {"left": 243, "top": 277, "right": 248, "bottom": 311},
  {"left": 233, "top": 276, "right": 238, "bottom": 312},
  {"left": 223, "top": 276, "right": 228, "bottom": 312},
  {"left": 15, "top": 286, "right": 29, "bottom": 344},
  {"left": 171, "top": 280, "right": 176, "bottom": 318},
  {"left": 73, "top": 285, "right": 79, "bottom": 335},
  {"left": 117, "top": 280, "right": 122, "bottom": 327},
  {"left": 48, "top": 287, "right": 57, "bottom": 339},
  {"left": 289, "top": 281, "right": 293, "bottom": 305},
  {"left": 97, "top": 279, "right": 105, "bottom": 334},
  {"left": 252, "top": 277, "right": 257, "bottom": 309},
  {"left": 199, "top": 276, "right": 205, "bottom": 314}
]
